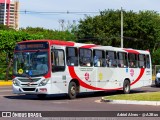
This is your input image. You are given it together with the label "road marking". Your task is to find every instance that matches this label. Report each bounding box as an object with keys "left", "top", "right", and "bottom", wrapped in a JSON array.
[
  {"left": 52, "top": 99, "right": 82, "bottom": 104},
  {"left": 52, "top": 101, "right": 69, "bottom": 104},
  {"left": 94, "top": 100, "right": 102, "bottom": 103}
]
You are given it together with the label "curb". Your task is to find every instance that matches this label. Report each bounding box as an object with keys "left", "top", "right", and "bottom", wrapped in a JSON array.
[
  {"left": 101, "top": 97, "right": 160, "bottom": 106},
  {"left": 0, "top": 80, "right": 12, "bottom": 86}
]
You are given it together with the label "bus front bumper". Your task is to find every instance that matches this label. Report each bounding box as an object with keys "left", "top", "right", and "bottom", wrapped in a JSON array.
[{"left": 12, "top": 85, "right": 49, "bottom": 95}]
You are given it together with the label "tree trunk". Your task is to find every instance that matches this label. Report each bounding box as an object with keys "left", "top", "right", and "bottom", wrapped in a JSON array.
[{"left": 5, "top": 59, "right": 13, "bottom": 81}]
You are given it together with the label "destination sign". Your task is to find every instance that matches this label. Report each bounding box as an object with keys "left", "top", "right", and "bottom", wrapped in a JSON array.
[{"left": 15, "top": 42, "right": 49, "bottom": 50}]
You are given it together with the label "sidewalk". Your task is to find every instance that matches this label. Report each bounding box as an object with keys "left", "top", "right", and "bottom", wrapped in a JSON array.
[
  {"left": 101, "top": 97, "right": 160, "bottom": 106},
  {"left": 0, "top": 80, "right": 12, "bottom": 86}
]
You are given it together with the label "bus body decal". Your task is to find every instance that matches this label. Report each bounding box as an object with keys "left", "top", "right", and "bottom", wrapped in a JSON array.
[
  {"left": 130, "top": 68, "right": 145, "bottom": 86},
  {"left": 68, "top": 66, "right": 121, "bottom": 90},
  {"left": 68, "top": 66, "right": 145, "bottom": 90}
]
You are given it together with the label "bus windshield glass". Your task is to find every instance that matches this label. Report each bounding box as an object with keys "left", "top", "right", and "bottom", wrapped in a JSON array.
[{"left": 13, "top": 51, "right": 49, "bottom": 77}]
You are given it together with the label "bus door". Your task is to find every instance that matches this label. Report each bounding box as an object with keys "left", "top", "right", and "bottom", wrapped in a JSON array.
[
  {"left": 51, "top": 45, "right": 68, "bottom": 93},
  {"left": 144, "top": 54, "right": 152, "bottom": 86}
]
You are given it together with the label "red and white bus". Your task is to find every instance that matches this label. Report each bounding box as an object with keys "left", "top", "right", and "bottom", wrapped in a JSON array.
[{"left": 12, "top": 40, "right": 152, "bottom": 99}]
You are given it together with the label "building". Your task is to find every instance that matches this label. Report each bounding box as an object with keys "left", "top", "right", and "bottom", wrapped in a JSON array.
[{"left": 0, "top": 0, "right": 19, "bottom": 30}]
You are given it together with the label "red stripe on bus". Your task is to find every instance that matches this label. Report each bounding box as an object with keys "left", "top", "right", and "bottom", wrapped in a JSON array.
[
  {"left": 68, "top": 67, "right": 145, "bottom": 91},
  {"left": 130, "top": 68, "right": 145, "bottom": 86},
  {"left": 68, "top": 66, "right": 121, "bottom": 91},
  {"left": 124, "top": 49, "right": 139, "bottom": 54},
  {"left": 80, "top": 45, "right": 98, "bottom": 48}
]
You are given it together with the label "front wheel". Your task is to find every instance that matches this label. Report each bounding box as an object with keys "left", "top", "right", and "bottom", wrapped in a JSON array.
[
  {"left": 68, "top": 82, "right": 77, "bottom": 99},
  {"left": 123, "top": 80, "right": 130, "bottom": 94}
]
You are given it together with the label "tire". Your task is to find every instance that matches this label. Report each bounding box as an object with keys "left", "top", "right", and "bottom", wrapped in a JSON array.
[
  {"left": 155, "top": 80, "right": 160, "bottom": 87},
  {"left": 123, "top": 80, "right": 130, "bottom": 94},
  {"left": 37, "top": 94, "right": 47, "bottom": 99},
  {"left": 68, "top": 82, "right": 77, "bottom": 99}
]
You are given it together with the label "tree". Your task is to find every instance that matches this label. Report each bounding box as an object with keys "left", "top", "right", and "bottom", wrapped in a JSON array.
[
  {"left": 0, "top": 30, "right": 43, "bottom": 80},
  {"left": 75, "top": 10, "right": 160, "bottom": 52}
]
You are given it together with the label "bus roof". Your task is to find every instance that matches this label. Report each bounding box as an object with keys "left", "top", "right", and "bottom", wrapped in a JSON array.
[{"left": 17, "top": 40, "right": 150, "bottom": 54}]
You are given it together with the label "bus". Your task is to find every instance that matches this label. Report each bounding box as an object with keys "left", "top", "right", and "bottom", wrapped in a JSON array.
[{"left": 12, "top": 40, "right": 152, "bottom": 99}]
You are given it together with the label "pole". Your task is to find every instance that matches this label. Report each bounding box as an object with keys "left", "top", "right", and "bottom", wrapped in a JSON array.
[
  {"left": 121, "top": 7, "right": 123, "bottom": 48},
  {"left": 3, "top": 0, "right": 7, "bottom": 25}
]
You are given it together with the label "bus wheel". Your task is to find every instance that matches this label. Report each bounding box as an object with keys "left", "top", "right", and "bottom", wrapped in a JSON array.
[
  {"left": 68, "top": 82, "right": 77, "bottom": 99},
  {"left": 123, "top": 80, "right": 130, "bottom": 94},
  {"left": 37, "top": 94, "right": 47, "bottom": 99}
]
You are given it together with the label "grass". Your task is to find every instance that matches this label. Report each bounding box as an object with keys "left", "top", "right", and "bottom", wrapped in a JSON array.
[{"left": 104, "top": 92, "right": 160, "bottom": 101}]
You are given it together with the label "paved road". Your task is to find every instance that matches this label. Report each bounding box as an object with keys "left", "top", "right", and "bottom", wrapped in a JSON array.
[{"left": 0, "top": 84, "right": 160, "bottom": 120}]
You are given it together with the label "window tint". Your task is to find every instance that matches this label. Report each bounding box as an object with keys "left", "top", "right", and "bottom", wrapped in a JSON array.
[
  {"left": 106, "top": 51, "right": 117, "bottom": 67},
  {"left": 51, "top": 49, "right": 65, "bottom": 72},
  {"left": 117, "top": 52, "right": 128, "bottom": 68},
  {"left": 128, "top": 53, "right": 137, "bottom": 68},
  {"left": 138, "top": 54, "right": 145, "bottom": 68},
  {"left": 93, "top": 50, "right": 106, "bottom": 67},
  {"left": 66, "top": 47, "right": 78, "bottom": 66},
  {"left": 79, "top": 48, "right": 92, "bottom": 66}
]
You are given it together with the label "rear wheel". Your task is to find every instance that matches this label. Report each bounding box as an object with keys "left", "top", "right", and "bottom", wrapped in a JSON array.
[
  {"left": 123, "top": 80, "right": 130, "bottom": 94},
  {"left": 68, "top": 82, "right": 77, "bottom": 99}
]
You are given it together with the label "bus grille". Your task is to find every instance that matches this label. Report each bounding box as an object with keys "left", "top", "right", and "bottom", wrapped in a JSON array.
[{"left": 18, "top": 78, "right": 41, "bottom": 82}]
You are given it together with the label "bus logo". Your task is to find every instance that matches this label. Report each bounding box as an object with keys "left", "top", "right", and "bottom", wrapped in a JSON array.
[
  {"left": 85, "top": 73, "right": 89, "bottom": 81},
  {"left": 130, "top": 69, "right": 134, "bottom": 77}
]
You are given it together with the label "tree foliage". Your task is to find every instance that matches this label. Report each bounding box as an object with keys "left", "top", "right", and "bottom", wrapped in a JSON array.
[
  {"left": 20, "top": 27, "right": 76, "bottom": 41},
  {"left": 0, "top": 26, "right": 76, "bottom": 80},
  {"left": 75, "top": 9, "right": 160, "bottom": 64}
]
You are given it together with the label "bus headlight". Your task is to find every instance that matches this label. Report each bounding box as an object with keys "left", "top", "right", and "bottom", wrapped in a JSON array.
[
  {"left": 13, "top": 79, "right": 20, "bottom": 86},
  {"left": 39, "top": 79, "right": 49, "bottom": 86}
]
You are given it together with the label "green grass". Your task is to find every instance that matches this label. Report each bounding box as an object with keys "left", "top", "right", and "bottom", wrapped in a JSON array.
[{"left": 104, "top": 92, "right": 160, "bottom": 101}]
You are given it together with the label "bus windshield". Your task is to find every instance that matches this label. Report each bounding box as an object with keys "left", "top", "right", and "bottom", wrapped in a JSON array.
[{"left": 13, "top": 51, "right": 49, "bottom": 77}]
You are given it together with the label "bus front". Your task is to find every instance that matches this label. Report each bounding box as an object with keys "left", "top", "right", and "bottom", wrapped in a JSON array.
[{"left": 12, "top": 41, "right": 51, "bottom": 98}]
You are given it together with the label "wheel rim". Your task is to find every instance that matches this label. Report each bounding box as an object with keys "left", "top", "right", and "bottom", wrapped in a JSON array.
[
  {"left": 124, "top": 82, "right": 130, "bottom": 93},
  {"left": 125, "top": 84, "right": 129, "bottom": 92},
  {"left": 70, "top": 85, "right": 76, "bottom": 96}
]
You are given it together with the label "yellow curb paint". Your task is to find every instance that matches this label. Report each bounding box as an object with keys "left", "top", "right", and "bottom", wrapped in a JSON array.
[{"left": 0, "top": 81, "right": 12, "bottom": 86}]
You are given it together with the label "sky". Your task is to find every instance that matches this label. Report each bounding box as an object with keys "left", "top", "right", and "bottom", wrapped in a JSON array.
[{"left": 19, "top": 0, "right": 160, "bottom": 30}]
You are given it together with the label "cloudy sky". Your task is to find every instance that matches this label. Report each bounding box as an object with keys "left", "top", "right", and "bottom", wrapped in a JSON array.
[{"left": 19, "top": 0, "right": 160, "bottom": 30}]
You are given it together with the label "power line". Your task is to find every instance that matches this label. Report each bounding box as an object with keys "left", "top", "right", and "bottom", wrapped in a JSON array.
[{"left": 17, "top": 10, "right": 100, "bottom": 15}]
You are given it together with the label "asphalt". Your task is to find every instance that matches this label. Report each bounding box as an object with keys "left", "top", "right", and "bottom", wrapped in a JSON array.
[{"left": 1, "top": 80, "right": 160, "bottom": 106}]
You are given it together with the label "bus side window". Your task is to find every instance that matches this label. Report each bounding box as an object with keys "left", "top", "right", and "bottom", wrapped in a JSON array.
[
  {"left": 66, "top": 47, "right": 78, "bottom": 66},
  {"left": 79, "top": 48, "right": 92, "bottom": 67},
  {"left": 128, "top": 53, "right": 137, "bottom": 68},
  {"left": 106, "top": 51, "right": 117, "bottom": 67},
  {"left": 117, "top": 52, "right": 128, "bottom": 68},
  {"left": 146, "top": 55, "right": 150, "bottom": 68},
  {"left": 93, "top": 49, "right": 106, "bottom": 67},
  {"left": 138, "top": 54, "right": 146, "bottom": 68}
]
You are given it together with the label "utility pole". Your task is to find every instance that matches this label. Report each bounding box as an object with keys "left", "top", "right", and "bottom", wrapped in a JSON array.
[{"left": 121, "top": 7, "right": 123, "bottom": 48}]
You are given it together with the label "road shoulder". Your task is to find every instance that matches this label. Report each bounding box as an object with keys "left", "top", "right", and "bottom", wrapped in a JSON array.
[
  {"left": 0, "top": 80, "right": 12, "bottom": 86},
  {"left": 101, "top": 97, "right": 160, "bottom": 106}
]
